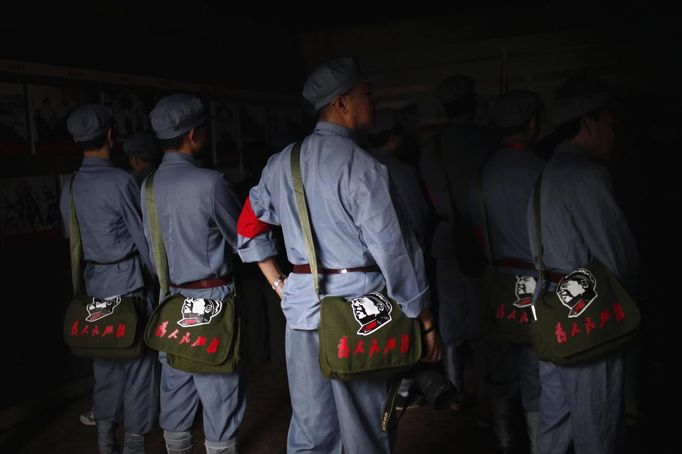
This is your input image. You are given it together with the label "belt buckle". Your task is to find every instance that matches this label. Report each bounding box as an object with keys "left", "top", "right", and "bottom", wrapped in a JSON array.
[{"left": 339, "top": 268, "right": 349, "bottom": 274}]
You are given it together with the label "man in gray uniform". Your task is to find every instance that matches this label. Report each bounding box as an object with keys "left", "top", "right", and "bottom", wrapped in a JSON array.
[
  {"left": 236, "top": 57, "right": 441, "bottom": 454},
  {"left": 60, "top": 104, "right": 159, "bottom": 454},
  {"left": 123, "top": 133, "right": 159, "bottom": 185},
  {"left": 143, "top": 94, "right": 245, "bottom": 454},
  {"left": 419, "top": 75, "right": 497, "bottom": 412},
  {"left": 527, "top": 81, "right": 638, "bottom": 454},
  {"left": 476, "top": 90, "right": 544, "bottom": 453}
]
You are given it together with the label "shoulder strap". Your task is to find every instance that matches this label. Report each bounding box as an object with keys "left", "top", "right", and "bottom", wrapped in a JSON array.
[
  {"left": 289, "top": 142, "right": 321, "bottom": 297},
  {"left": 144, "top": 174, "right": 170, "bottom": 296},
  {"left": 68, "top": 175, "right": 83, "bottom": 296}
]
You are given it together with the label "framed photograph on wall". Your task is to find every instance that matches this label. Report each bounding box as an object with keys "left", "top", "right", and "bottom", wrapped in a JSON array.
[
  {"left": 0, "top": 175, "right": 60, "bottom": 240},
  {"left": 0, "top": 82, "right": 30, "bottom": 156},
  {"left": 101, "top": 90, "right": 157, "bottom": 140},
  {"left": 28, "top": 85, "right": 99, "bottom": 154},
  {"left": 211, "top": 101, "right": 241, "bottom": 172},
  {"left": 268, "top": 106, "right": 304, "bottom": 151}
]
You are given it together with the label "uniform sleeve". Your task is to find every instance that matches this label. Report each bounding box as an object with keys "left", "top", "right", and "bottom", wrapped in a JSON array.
[
  {"left": 236, "top": 164, "right": 280, "bottom": 263},
  {"left": 213, "top": 175, "right": 243, "bottom": 253},
  {"left": 119, "top": 175, "right": 153, "bottom": 272},
  {"left": 571, "top": 167, "right": 639, "bottom": 290},
  {"left": 350, "top": 158, "right": 430, "bottom": 317}
]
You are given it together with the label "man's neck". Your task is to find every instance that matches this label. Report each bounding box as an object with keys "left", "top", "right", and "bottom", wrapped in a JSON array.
[{"left": 84, "top": 149, "right": 110, "bottom": 160}]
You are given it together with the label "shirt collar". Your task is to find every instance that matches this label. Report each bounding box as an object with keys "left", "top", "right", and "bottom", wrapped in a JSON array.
[
  {"left": 555, "top": 141, "right": 589, "bottom": 158},
  {"left": 161, "top": 151, "right": 197, "bottom": 165},
  {"left": 81, "top": 156, "right": 113, "bottom": 167},
  {"left": 314, "top": 121, "right": 357, "bottom": 140}
]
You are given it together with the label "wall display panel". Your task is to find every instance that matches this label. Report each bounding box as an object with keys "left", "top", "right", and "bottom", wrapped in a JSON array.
[
  {"left": 0, "top": 175, "right": 60, "bottom": 239},
  {"left": 0, "top": 82, "right": 30, "bottom": 156},
  {"left": 28, "top": 85, "right": 99, "bottom": 154}
]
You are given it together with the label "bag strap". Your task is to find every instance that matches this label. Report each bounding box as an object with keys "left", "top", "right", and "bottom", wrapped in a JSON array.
[
  {"left": 289, "top": 142, "right": 322, "bottom": 297},
  {"left": 475, "top": 169, "right": 495, "bottom": 268},
  {"left": 381, "top": 375, "right": 407, "bottom": 432},
  {"left": 144, "top": 174, "right": 170, "bottom": 296},
  {"left": 530, "top": 176, "right": 546, "bottom": 321},
  {"left": 68, "top": 175, "right": 83, "bottom": 296}
]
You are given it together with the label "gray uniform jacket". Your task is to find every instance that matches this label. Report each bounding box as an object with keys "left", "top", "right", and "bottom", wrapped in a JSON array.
[
  {"left": 59, "top": 156, "right": 151, "bottom": 298},
  {"left": 140, "top": 152, "right": 242, "bottom": 285},
  {"left": 238, "top": 121, "right": 429, "bottom": 330},
  {"left": 370, "top": 149, "right": 430, "bottom": 248},
  {"left": 478, "top": 145, "right": 545, "bottom": 273},
  {"left": 420, "top": 123, "right": 496, "bottom": 258},
  {"left": 527, "top": 142, "right": 638, "bottom": 289}
]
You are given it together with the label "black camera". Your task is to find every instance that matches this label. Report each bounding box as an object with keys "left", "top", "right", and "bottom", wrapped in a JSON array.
[{"left": 412, "top": 363, "right": 457, "bottom": 410}]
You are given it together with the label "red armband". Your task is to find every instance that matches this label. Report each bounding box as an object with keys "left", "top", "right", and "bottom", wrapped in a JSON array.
[{"left": 237, "top": 197, "right": 272, "bottom": 238}]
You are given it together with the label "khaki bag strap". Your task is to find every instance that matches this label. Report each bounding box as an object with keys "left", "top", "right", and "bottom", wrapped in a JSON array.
[
  {"left": 68, "top": 175, "right": 83, "bottom": 296},
  {"left": 290, "top": 142, "right": 322, "bottom": 298},
  {"left": 530, "top": 175, "right": 546, "bottom": 321},
  {"left": 144, "top": 174, "right": 170, "bottom": 296}
]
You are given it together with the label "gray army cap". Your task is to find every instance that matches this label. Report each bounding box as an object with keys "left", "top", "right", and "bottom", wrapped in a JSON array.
[
  {"left": 149, "top": 94, "right": 207, "bottom": 140},
  {"left": 434, "top": 75, "right": 475, "bottom": 104},
  {"left": 123, "top": 133, "right": 159, "bottom": 160},
  {"left": 551, "top": 75, "right": 611, "bottom": 127},
  {"left": 66, "top": 104, "right": 113, "bottom": 142},
  {"left": 489, "top": 90, "right": 542, "bottom": 128},
  {"left": 302, "top": 57, "right": 374, "bottom": 112}
]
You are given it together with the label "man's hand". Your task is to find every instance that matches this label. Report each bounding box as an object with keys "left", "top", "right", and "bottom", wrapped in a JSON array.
[{"left": 418, "top": 307, "right": 442, "bottom": 362}]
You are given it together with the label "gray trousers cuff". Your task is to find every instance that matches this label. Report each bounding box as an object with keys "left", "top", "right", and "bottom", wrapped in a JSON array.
[
  {"left": 164, "top": 430, "right": 193, "bottom": 454},
  {"left": 205, "top": 438, "right": 238, "bottom": 454}
]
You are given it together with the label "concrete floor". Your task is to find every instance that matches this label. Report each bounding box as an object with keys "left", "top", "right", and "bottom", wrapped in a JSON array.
[
  {"left": 4, "top": 357, "right": 660, "bottom": 454},
  {"left": 9, "top": 361, "right": 504, "bottom": 454}
]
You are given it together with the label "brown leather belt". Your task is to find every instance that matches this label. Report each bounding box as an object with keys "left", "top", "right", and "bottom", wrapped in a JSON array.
[
  {"left": 170, "top": 274, "right": 233, "bottom": 289},
  {"left": 292, "top": 264, "right": 380, "bottom": 274}
]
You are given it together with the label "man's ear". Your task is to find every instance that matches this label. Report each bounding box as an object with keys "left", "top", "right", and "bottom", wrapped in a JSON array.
[{"left": 331, "top": 95, "right": 348, "bottom": 115}]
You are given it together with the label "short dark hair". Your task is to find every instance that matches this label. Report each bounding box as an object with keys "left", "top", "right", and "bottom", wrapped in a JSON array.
[
  {"left": 442, "top": 92, "right": 476, "bottom": 118},
  {"left": 76, "top": 133, "right": 108, "bottom": 152}
]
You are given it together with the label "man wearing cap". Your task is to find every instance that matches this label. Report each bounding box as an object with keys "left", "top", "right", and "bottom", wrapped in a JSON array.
[
  {"left": 367, "top": 108, "right": 430, "bottom": 249},
  {"left": 526, "top": 78, "right": 638, "bottom": 454},
  {"left": 419, "top": 74, "right": 497, "bottom": 413},
  {"left": 474, "top": 90, "right": 544, "bottom": 453},
  {"left": 123, "top": 133, "right": 159, "bottom": 185},
  {"left": 236, "top": 57, "right": 441, "bottom": 453},
  {"left": 142, "top": 94, "right": 245, "bottom": 454},
  {"left": 59, "top": 104, "right": 159, "bottom": 454}
]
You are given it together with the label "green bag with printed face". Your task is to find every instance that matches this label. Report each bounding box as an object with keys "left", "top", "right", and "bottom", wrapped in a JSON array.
[
  {"left": 318, "top": 292, "right": 422, "bottom": 380},
  {"left": 64, "top": 294, "right": 144, "bottom": 358},
  {"left": 529, "top": 260, "right": 640, "bottom": 365},
  {"left": 144, "top": 292, "right": 240, "bottom": 373},
  {"left": 483, "top": 270, "right": 533, "bottom": 344}
]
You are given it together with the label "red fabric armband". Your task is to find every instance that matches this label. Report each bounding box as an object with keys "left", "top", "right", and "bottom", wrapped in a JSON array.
[{"left": 237, "top": 197, "right": 272, "bottom": 238}]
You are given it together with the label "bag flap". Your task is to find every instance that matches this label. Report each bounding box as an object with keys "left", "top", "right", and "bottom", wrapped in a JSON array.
[
  {"left": 319, "top": 293, "right": 422, "bottom": 378},
  {"left": 64, "top": 295, "right": 139, "bottom": 349},
  {"left": 531, "top": 259, "right": 640, "bottom": 361},
  {"left": 145, "top": 293, "right": 237, "bottom": 366}
]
